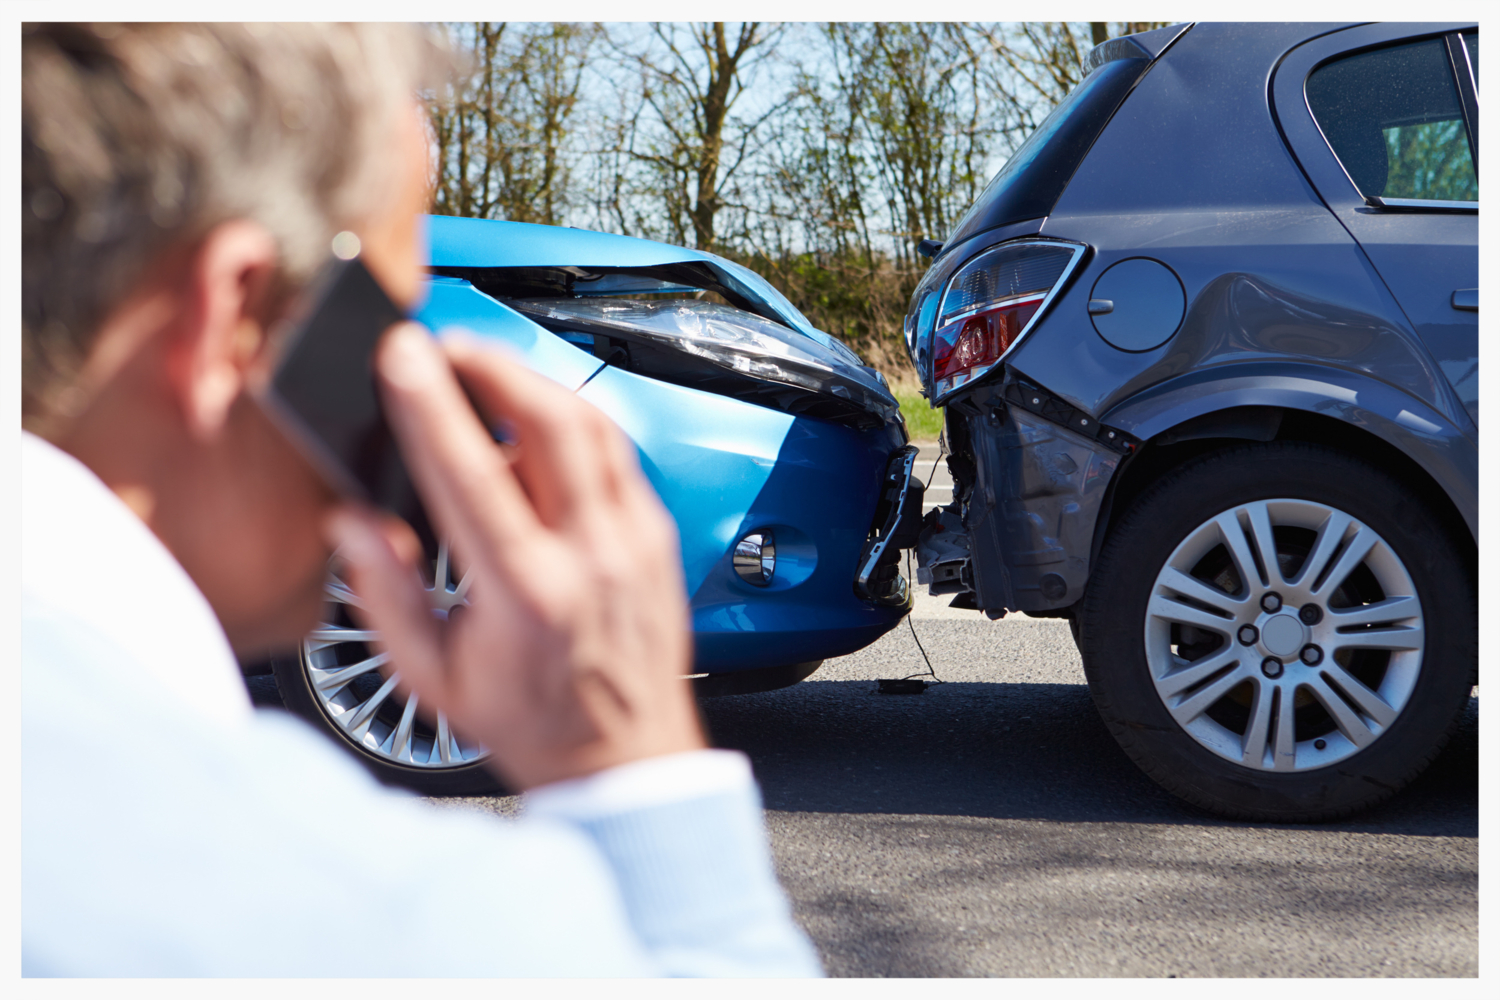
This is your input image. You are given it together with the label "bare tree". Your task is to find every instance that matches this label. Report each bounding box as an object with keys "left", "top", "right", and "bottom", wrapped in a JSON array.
[
  {"left": 603, "top": 22, "right": 785, "bottom": 251},
  {"left": 428, "top": 22, "right": 598, "bottom": 225},
  {"left": 987, "top": 22, "right": 1092, "bottom": 109},
  {"left": 786, "top": 24, "right": 1000, "bottom": 272},
  {"left": 1092, "top": 22, "right": 1171, "bottom": 46},
  {"left": 971, "top": 21, "right": 1172, "bottom": 118},
  {"left": 428, "top": 22, "right": 509, "bottom": 219},
  {"left": 741, "top": 23, "right": 1006, "bottom": 367},
  {"left": 747, "top": 46, "right": 888, "bottom": 362},
  {"left": 519, "top": 24, "right": 597, "bottom": 224}
]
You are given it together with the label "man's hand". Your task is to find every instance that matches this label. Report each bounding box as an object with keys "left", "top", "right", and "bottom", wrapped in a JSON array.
[{"left": 326, "top": 323, "right": 705, "bottom": 791}]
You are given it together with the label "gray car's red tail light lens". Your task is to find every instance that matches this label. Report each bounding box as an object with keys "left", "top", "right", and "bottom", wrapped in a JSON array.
[
  {"left": 933, "top": 292, "right": 1045, "bottom": 389},
  {"left": 930, "top": 240, "right": 1086, "bottom": 402}
]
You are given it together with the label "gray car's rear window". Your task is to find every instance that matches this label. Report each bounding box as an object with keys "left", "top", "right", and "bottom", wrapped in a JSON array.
[{"left": 942, "top": 56, "right": 1149, "bottom": 250}]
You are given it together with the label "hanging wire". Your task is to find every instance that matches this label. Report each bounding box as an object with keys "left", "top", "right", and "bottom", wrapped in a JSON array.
[
  {"left": 905, "top": 430, "right": 949, "bottom": 681},
  {"left": 901, "top": 549, "right": 942, "bottom": 684},
  {"left": 924, "top": 423, "right": 948, "bottom": 490},
  {"left": 883, "top": 432, "right": 949, "bottom": 686}
]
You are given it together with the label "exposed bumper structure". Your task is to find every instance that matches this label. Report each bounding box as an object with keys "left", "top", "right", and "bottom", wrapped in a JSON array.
[
  {"left": 855, "top": 446, "right": 924, "bottom": 606},
  {"left": 916, "top": 375, "right": 1133, "bottom": 615},
  {"left": 914, "top": 506, "right": 969, "bottom": 596}
]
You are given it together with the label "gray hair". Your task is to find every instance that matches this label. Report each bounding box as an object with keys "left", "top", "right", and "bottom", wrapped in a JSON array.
[{"left": 22, "top": 22, "right": 450, "bottom": 430}]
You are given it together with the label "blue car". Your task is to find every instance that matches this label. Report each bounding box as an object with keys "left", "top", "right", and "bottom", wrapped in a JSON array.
[
  {"left": 907, "top": 22, "right": 1477, "bottom": 821},
  {"left": 270, "top": 215, "right": 921, "bottom": 793}
]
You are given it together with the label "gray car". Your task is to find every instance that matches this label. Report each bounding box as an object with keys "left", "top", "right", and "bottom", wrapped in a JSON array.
[{"left": 906, "top": 22, "right": 1477, "bottom": 821}]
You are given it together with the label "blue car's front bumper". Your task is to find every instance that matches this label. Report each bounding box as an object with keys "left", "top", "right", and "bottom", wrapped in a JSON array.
[
  {"left": 581, "top": 362, "right": 908, "bottom": 671},
  {"left": 418, "top": 274, "right": 909, "bottom": 675}
]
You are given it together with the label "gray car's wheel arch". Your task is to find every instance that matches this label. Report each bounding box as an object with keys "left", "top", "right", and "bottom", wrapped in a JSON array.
[
  {"left": 1096, "top": 364, "right": 1476, "bottom": 544},
  {"left": 1086, "top": 401, "right": 1475, "bottom": 632}
]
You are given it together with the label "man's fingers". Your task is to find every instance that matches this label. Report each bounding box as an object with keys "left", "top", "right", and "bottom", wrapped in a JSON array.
[
  {"left": 375, "top": 324, "right": 538, "bottom": 568},
  {"left": 442, "top": 332, "right": 619, "bottom": 533},
  {"left": 324, "top": 505, "right": 449, "bottom": 708}
]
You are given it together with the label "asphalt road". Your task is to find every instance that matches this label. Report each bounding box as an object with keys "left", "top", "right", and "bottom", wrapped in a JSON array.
[
  {"left": 709, "top": 612, "right": 1476, "bottom": 977},
  {"left": 239, "top": 445, "right": 1475, "bottom": 975},
  {"left": 435, "top": 587, "right": 1478, "bottom": 977}
]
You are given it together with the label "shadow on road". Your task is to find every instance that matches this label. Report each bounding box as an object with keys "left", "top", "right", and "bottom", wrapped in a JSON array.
[{"left": 700, "top": 679, "right": 1478, "bottom": 838}]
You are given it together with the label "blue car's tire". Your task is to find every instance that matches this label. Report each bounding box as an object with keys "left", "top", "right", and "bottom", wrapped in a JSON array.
[
  {"left": 1078, "top": 441, "right": 1474, "bottom": 822},
  {"left": 271, "top": 541, "right": 505, "bottom": 797},
  {"left": 272, "top": 651, "right": 505, "bottom": 797}
]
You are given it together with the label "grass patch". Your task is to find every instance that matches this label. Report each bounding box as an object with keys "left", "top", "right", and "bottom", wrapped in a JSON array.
[{"left": 893, "top": 385, "right": 943, "bottom": 442}]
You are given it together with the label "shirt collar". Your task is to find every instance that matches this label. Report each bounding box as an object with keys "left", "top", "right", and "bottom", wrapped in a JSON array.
[{"left": 21, "top": 432, "right": 253, "bottom": 725}]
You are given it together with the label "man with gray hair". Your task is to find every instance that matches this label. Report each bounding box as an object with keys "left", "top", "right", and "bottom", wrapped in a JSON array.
[{"left": 21, "top": 22, "right": 821, "bottom": 976}]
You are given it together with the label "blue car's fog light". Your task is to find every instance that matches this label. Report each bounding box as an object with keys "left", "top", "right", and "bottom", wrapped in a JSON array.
[{"left": 733, "top": 532, "right": 776, "bottom": 586}]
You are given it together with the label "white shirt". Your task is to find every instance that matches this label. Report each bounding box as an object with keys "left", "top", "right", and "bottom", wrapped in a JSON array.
[{"left": 20, "top": 432, "right": 821, "bottom": 977}]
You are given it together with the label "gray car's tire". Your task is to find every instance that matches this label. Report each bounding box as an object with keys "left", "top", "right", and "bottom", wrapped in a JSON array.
[{"left": 1078, "top": 441, "right": 1474, "bottom": 822}]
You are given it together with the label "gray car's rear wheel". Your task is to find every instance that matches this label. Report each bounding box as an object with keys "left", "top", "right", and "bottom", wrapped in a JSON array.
[
  {"left": 1079, "top": 441, "right": 1474, "bottom": 821},
  {"left": 273, "top": 541, "right": 504, "bottom": 796}
]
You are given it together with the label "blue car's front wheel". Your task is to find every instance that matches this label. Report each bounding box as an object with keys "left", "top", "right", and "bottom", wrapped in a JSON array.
[
  {"left": 273, "top": 544, "right": 830, "bottom": 795},
  {"left": 274, "top": 542, "right": 503, "bottom": 796}
]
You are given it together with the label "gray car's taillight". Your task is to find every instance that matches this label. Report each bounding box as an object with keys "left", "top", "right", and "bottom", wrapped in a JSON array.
[{"left": 929, "top": 239, "right": 1086, "bottom": 403}]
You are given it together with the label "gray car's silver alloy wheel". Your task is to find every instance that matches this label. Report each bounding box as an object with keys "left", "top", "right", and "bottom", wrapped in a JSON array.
[
  {"left": 300, "top": 541, "right": 490, "bottom": 770},
  {"left": 1145, "top": 498, "right": 1423, "bottom": 772}
]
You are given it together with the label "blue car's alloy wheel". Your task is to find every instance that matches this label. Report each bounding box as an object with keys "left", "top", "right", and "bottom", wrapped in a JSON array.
[
  {"left": 1079, "top": 441, "right": 1474, "bottom": 822},
  {"left": 273, "top": 542, "right": 503, "bottom": 796}
]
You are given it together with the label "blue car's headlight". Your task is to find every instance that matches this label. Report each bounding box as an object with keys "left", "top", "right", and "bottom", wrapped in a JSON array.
[{"left": 510, "top": 297, "right": 899, "bottom": 430}]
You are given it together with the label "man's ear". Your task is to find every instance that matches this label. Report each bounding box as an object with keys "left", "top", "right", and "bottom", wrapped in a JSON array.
[{"left": 169, "top": 220, "right": 279, "bottom": 441}]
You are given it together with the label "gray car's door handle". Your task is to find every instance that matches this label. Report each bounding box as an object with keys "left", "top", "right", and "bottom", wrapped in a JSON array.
[{"left": 1452, "top": 289, "right": 1477, "bottom": 312}]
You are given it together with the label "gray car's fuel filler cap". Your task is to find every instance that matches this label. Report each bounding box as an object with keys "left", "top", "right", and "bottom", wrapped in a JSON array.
[{"left": 1089, "top": 257, "right": 1185, "bottom": 352}]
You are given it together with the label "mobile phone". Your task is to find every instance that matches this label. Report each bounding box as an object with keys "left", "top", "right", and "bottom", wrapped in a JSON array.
[{"left": 257, "top": 255, "right": 428, "bottom": 535}]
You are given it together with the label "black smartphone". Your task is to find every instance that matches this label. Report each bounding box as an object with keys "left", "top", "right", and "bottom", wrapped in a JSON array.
[{"left": 257, "top": 255, "right": 429, "bottom": 536}]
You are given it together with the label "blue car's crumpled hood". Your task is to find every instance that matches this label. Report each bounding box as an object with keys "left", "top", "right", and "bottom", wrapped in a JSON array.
[
  {"left": 427, "top": 215, "right": 841, "bottom": 353},
  {"left": 424, "top": 214, "right": 901, "bottom": 432}
]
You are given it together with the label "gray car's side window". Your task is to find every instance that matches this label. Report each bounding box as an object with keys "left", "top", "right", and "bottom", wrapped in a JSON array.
[
  {"left": 1306, "top": 37, "right": 1478, "bottom": 204},
  {"left": 1462, "top": 31, "right": 1477, "bottom": 89}
]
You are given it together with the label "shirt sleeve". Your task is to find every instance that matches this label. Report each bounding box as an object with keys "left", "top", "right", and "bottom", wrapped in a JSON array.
[{"left": 523, "top": 750, "right": 824, "bottom": 977}]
